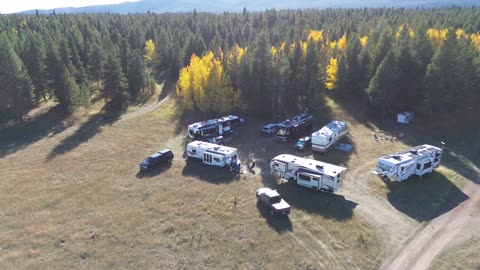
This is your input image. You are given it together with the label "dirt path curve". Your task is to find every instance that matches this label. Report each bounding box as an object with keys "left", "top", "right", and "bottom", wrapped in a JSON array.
[
  {"left": 381, "top": 180, "right": 480, "bottom": 270},
  {"left": 119, "top": 95, "right": 170, "bottom": 122}
]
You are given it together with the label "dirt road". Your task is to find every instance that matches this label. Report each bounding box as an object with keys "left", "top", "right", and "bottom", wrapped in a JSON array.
[{"left": 381, "top": 180, "right": 480, "bottom": 270}]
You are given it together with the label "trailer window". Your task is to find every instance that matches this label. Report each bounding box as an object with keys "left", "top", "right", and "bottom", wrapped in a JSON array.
[
  {"left": 298, "top": 174, "right": 311, "bottom": 181},
  {"left": 203, "top": 128, "right": 217, "bottom": 135},
  {"left": 192, "top": 149, "right": 196, "bottom": 154},
  {"left": 214, "top": 158, "right": 220, "bottom": 162},
  {"left": 424, "top": 162, "right": 432, "bottom": 169}
]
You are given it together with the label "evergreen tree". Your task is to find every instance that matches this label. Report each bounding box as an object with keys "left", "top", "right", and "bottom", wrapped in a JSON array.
[
  {"left": 103, "top": 54, "right": 128, "bottom": 107},
  {"left": 21, "top": 33, "right": 48, "bottom": 102},
  {"left": 0, "top": 34, "right": 35, "bottom": 118},
  {"left": 365, "top": 50, "right": 397, "bottom": 116},
  {"left": 127, "top": 50, "right": 146, "bottom": 97},
  {"left": 90, "top": 44, "right": 105, "bottom": 85}
]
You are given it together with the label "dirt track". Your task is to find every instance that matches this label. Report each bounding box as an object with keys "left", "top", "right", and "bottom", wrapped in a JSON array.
[{"left": 381, "top": 180, "right": 480, "bottom": 270}]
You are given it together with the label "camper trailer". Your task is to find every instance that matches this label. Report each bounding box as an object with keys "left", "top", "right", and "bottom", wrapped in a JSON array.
[
  {"left": 274, "top": 113, "right": 313, "bottom": 142},
  {"left": 311, "top": 120, "right": 348, "bottom": 152},
  {"left": 270, "top": 154, "right": 347, "bottom": 193},
  {"left": 374, "top": 144, "right": 443, "bottom": 182},
  {"left": 186, "top": 141, "right": 238, "bottom": 168},
  {"left": 187, "top": 115, "right": 244, "bottom": 140}
]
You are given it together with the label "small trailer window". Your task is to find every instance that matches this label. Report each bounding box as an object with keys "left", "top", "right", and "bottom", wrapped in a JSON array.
[
  {"left": 192, "top": 149, "right": 196, "bottom": 154},
  {"left": 424, "top": 162, "right": 432, "bottom": 169},
  {"left": 214, "top": 158, "right": 220, "bottom": 162},
  {"left": 298, "top": 174, "right": 311, "bottom": 181}
]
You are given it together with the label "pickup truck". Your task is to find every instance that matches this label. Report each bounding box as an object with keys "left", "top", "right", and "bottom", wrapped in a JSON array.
[
  {"left": 256, "top": 188, "right": 291, "bottom": 215},
  {"left": 139, "top": 149, "right": 174, "bottom": 171}
]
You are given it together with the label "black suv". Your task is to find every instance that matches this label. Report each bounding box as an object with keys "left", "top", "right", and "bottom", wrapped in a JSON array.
[{"left": 139, "top": 149, "right": 174, "bottom": 171}]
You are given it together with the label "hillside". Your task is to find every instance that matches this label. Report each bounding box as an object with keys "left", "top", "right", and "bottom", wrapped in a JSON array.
[{"left": 18, "top": 0, "right": 480, "bottom": 14}]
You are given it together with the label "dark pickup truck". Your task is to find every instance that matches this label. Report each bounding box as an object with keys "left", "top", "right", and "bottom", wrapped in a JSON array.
[{"left": 139, "top": 149, "right": 174, "bottom": 171}]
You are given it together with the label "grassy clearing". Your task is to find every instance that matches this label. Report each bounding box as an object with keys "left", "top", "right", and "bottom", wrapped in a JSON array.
[
  {"left": 151, "top": 98, "right": 183, "bottom": 120},
  {"left": 0, "top": 94, "right": 477, "bottom": 269},
  {"left": 0, "top": 111, "right": 382, "bottom": 269},
  {"left": 430, "top": 238, "right": 480, "bottom": 270}
]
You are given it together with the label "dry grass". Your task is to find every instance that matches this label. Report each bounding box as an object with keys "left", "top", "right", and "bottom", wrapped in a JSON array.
[{"left": 0, "top": 95, "right": 477, "bottom": 269}]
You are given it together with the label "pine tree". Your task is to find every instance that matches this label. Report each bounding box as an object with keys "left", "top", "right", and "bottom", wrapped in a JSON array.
[
  {"left": 0, "top": 34, "right": 34, "bottom": 118},
  {"left": 21, "top": 33, "right": 48, "bottom": 102},
  {"left": 128, "top": 50, "right": 146, "bottom": 98},
  {"left": 103, "top": 54, "right": 128, "bottom": 107},
  {"left": 90, "top": 44, "right": 105, "bottom": 85},
  {"left": 365, "top": 50, "right": 397, "bottom": 116}
]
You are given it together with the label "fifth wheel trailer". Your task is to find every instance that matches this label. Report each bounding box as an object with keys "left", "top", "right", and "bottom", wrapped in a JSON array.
[
  {"left": 186, "top": 141, "right": 238, "bottom": 168},
  {"left": 270, "top": 154, "right": 347, "bottom": 193},
  {"left": 374, "top": 144, "right": 443, "bottom": 182}
]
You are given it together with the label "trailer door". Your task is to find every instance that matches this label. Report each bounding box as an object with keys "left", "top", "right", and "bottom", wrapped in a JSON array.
[
  {"left": 312, "top": 176, "right": 321, "bottom": 190},
  {"left": 203, "top": 153, "right": 212, "bottom": 165}
]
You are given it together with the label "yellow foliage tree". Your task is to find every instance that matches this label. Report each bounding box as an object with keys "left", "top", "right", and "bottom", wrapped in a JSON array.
[
  {"left": 471, "top": 33, "right": 480, "bottom": 52},
  {"left": 338, "top": 33, "right": 347, "bottom": 53},
  {"left": 325, "top": 57, "right": 338, "bottom": 90},
  {"left": 176, "top": 51, "right": 236, "bottom": 113},
  {"left": 330, "top": 40, "right": 337, "bottom": 50},
  {"left": 426, "top": 28, "right": 448, "bottom": 45},
  {"left": 360, "top": 35, "right": 369, "bottom": 47},
  {"left": 307, "top": 30, "right": 324, "bottom": 43},
  {"left": 144, "top": 39, "right": 156, "bottom": 62},
  {"left": 456, "top": 28, "right": 468, "bottom": 39}
]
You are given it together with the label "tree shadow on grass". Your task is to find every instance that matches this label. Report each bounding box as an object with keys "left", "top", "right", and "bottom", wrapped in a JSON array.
[
  {"left": 275, "top": 182, "right": 357, "bottom": 221},
  {"left": 256, "top": 201, "right": 293, "bottom": 234},
  {"left": 181, "top": 158, "right": 237, "bottom": 184},
  {"left": 46, "top": 101, "right": 124, "bottom": 161},
  {"left": 0, "top": 105, "right": 71, "bottom": 158},
  {"left": 135, "top": 162, "right": 173, "bottom": 179},
  {"left": 386, "top": 171, "right": 469, "bottom": 222}
]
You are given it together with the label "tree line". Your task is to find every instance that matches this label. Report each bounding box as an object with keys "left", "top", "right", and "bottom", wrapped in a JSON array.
[{"left": 1, "top": 8, "right": 479, "bottom": 123}]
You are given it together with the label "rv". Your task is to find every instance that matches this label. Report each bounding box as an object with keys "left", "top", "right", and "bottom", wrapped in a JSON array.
[
  {"left": 186, "top": 141, "right": 238, "bottom": 168},
  {"left": 374, "top": 144, "right": 443, "bottom": 182},
  {"left": 311, "top": 120, "right": 348, "bottom": 152},
  {"left": 274, "top": 113, "right": 313, "bottom": 142},
  {"left": 187, "top": 115, "right": 244, "bottom": 140},
  {"left": 270, "top": 154, "right": 347, "bottom": 193}
]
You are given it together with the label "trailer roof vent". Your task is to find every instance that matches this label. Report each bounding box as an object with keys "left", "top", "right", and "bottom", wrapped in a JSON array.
[
  {"left": 410, "top": 150, "right": 418, "bottom": 155},
  {"left": 316, "top": 165, "right": 324, "bottom": 170},
  {"left": 392, "top": 155, "right": 402, "bottom": 160}
]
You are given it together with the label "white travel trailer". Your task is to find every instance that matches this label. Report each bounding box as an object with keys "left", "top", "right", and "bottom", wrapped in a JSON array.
[
  {"left": 186, "top": 141, "right": 238, "bottom": 167},
  {"left": 374, "top": 144, "right": 443, "bottom": 182},
  {"left": 311, "top": 120, "right": 348, "bottom": 152},
  {"left": 270, "top": 154, "right": 347, "bottom": 193}
]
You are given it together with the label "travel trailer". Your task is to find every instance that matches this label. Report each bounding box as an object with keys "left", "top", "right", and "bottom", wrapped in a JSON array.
[
  {"left": 311, "top": 120, "right": 348, "bottom": 152},
  {"left": 187, "top": 115, "right": 244, "bottom": 140},
  {"left": 374, "top": 144, "right": 443, "bottom": 182},
  {"left": 186, "top": 141, "right": 238, "bottom": 168},
  {"left": 274, "top": 113, "right": 313, "bottom": 142},
  {"left": 270, "top": 154, "right": 347, "bottom": 193}
]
